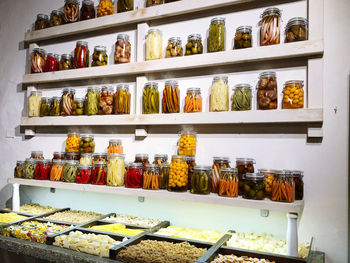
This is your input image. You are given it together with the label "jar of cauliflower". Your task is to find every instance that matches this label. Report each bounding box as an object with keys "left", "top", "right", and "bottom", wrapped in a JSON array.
[
  {"left": 145, "top": 29, "right": 162, "bottom": 61},
  {"left": 210, "top": 76, "right": 229, "bottom": 112},
  {"left": 107, "top": 153, "right": 125, "bottom": 186}
]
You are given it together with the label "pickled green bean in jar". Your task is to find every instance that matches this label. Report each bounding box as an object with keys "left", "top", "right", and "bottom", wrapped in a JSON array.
[
  {"left": 85, "top": 87, "right": 100, "bottom": 115},
  {"left": 142, "top": 82, "right": 159, "bottom": 114},
  {"left": 40, "top": 97, "right": 51, "bottom": 117},
  {"left": 231, "top": 84, "right": 252, "bottom": 111},
  {"left": 50, "top": 97, "right": 61, "bottom": 116},
  {"left": 63, "top": 160, "right": 79, "bottom": 182},
  {"left": 23, "top": 159, "right": 37, "bottom": 179},
  {"left": 208, "top": 17, "right": 226, "bottom": 53}
]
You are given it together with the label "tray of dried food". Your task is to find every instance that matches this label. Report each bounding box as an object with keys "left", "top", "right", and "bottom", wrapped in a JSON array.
[
  {"left": 43, "top": 209, "right": 105, "bottom": 225},
  {"left": 100, "top": 213, "right": 163, "bottom": 229},
  {"left": 16, "top": 203, "right": 59, "bottom": 216},
  {"left": 0, "top": 209, "right": 33, "bottom": 226}
]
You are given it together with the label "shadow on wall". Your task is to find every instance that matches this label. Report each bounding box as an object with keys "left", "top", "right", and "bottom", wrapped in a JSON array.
[{"left": 0, "top": 184, "right": 12, "bottom": 209}]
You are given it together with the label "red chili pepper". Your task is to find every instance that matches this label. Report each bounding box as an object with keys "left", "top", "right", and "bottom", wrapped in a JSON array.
[
  {"left": 92, "top": 166, "right": 106, "bottom": 185},
  {"left": 35, "top": 163, "right": 51, "bottom": 180},
  {"left": 126, "top": 168, "right": 142, "bottom": 188},
  {"left": 77, "top": 168, "right": 91, "bottom": 184},
  {"left": 45, "top": 56, "right": 59, "bottom": 72}
]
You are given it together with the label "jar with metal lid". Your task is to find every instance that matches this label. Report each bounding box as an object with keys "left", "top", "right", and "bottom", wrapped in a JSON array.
[
  {"left": 91, "top": 162, "right": 106, "bottom": 185},
  {"left": 166, "top": 37, "right": 183, "bottom": 58},
  {"left": 65, "top": 152, "right": 80, "bottom": 161},
  {"left": 168, "top": 155, "right": 188, "bottom": 192},
  {"left": 115, "top": 34, "right": 131, "bottom": 64},
  {"left": 126, "top": 163, "right": 143, "bottom": 188},
  {"left": 80, "top": 153, "right": 93, "bottom": 165},
  {"left": 145, "top": 29, "right": 162, "bottom": 61},
  {"left": 85, "top": 87, "right": 100, "bottom": 115},
  {"left": 162, "top": 80, "right": 180, "bottom": 113},
  {"left": 72, "top": 98, "right": 84, "bottom": 115},
  {"left": 14, "top": 161, "right": 25, "bottom": 178},
  {"left": 258, "top": 169, "right": 277, "bottom": 196},
  {"left": 92, "top": 46, "right": 108, "bottom": 67},
  {"left": 31, "top": 48, "right": 46, "bottom": 73},
  {"left": 219, "top": 167, "right": 239, "bottom": 197},
  {"left": 146, "top": 0, "right": 163, "bottom": 7},
  {"left": 45, "top": 53, "right": 59, "bottom": 72},
  {"left": 50, "top": 159, "right": 64, "bottom": 181},
  {"left": 23, "top": 159, "right": 38, "bottom": 179},
  {"left": 191, "top": 166, "right": 211, "bottom": 195},
  {"left": 80, "top": 0, "right": 95, "bottom": 20},
  {"left": 184, "top": 88, "right": 202, "bottom": 113},
  {"left": 143, "top": 82, "right": 159, "bottom": 114},
  {"left": 50, "top": 97, "right": 61, "bottom": 116},
  {"left": 35, "top": 159, "right": 51, "bottom": 180},
  {"left": 28, "top": 91, "right": 42, "bottom": 117},
  {"left": 80, "top": 134, "right": 95, "bottom": 153},
  {"left": 184, "top": 156, "right": 196, "bottom": 189},
  {"left": 160, "top": 164, "right": 169, "bottom": 189},
  {"left": 74, "top": 41, "right": 89, "bottom": 68},
  {"left": 65, "top": 132, "right": 80, "bottom": 153},
  {"left": 208, "top": 17, "right": 226, "bottom": 53},
  {"left": 282, "top": 80, "right": 304, "bottom": 109},
  {"left": 271, "top": 171, "right": 295, "bottom": 202},
  {"left": 178, "top": 130, "right": 196, "bottom": 156},
  {"left": 243, "top": 173, "right": 265, "bottom": 200},
  {"left": 143, "top": 164, "right": 161, "bottom": 190},
  {"left": 234, "top": 26, "right": 252, "bottom": 49},
  {"left": 63, "top": 160, "right": 79, "bottom": 182},
  {"left": 40, "top": 97, "right": 51, "bottom": 117},
  {"left": 134, "top": 154, "right": 150, "bottom": 173},
  {"left": 210, "top": 76, "right": 229, "bottom": 112},
  {"left": 292, "top": 170, "right": 304, "bottom": 200},
  {"left": 107, "top": 139, "right": 123, "bottom": 159},
  {"left": 236, "top": 158, "right": 255, "bottom": 194},
  {"left": 64, "top": 0, "right": 80, "bottom": 23},
  {"left": 97, "top": 0, "right": 114, "bottom": 17},
  {"left": 61, "top": 88, "right": 75, "bottom": 116},
  {"left": 77, "top": 164, "right": 92, "bottom": 184},
  {"left": 93, "top": 153, "right": 107, "bottom": 167},
  {"left": 59, "top": 54, "right": 73, "bottom": 70},
  {"left": 49, "top": 10, "right": 64, "bottom": 27},
  {"left": 285, "top": 17, "right": 308, "bottom": 43},
  {"left": 260, "top": 7, "right": 281, "bottom": 46},
  {"left": 257, "top": 71, "right": 278, "bottom": 110},
  {"left": 52, "top": 152, "right": 65, "bottom": 161},
  {"left": 107, "top": 154, "right": 125, "bottom": 186},
  {"left": 231, "top": 84, "right": 252, "bottom": 111},
  {"left": 153, "top": 154, "right": 168, "bottom": 165},
  {"left": 114, "top": 84, "right": 131, "bottom": 114},
  {"left": 185, "top": 34, "right": 203, "bottom": 56},
  {"left": 117, "top": 0, "right": 133, "bottom": 13},
  {"left": 35, "top": 14, "right": 49, "bottom": 30},
  {"left": 31, "top": 151, "right": 44, "bottom": 160},
  {"left": 212, "top": 157, "right": 230, "bottom": 193}
]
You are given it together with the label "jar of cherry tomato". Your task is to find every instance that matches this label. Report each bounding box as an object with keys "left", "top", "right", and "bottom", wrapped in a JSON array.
[
  {"left": 74, "top": 41, "right": 89, "bottom": 68},
  {"left": 77, "top": 164, "right": 92, "bottom": 184},
  {"left": 45, "top": 53, "right": 59, "bottom": 72},
  {"left": 92, "top": 161, "right": 107, "bottom": 185},
  {"left": 126, "top": 163, "right": 143, "bottom": 188},
  {"left": 35, "top": 159, "right": 51, "bottom": 180},
  {"left": 168, "top": 155, "right": 188, "bottom": 192}
]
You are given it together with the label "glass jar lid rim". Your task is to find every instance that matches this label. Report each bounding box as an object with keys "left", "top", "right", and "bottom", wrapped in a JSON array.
[
  {"left": 65, "top": 160, "right": 79, "bottom": 164},
  {"left": 187, "top": 87, "right": 201, "bottom": 93},
  {"left": 287, "top": 17, "right": 308, "bottom": 25},
  {"left": 25, "top": 158, "right": 38, "bottom": 162},
  {"left": 165, "top": 80, "right": 178, "bottom": 85},
  {"left": 65, "top": 0, "right": 79, "bottom": 3},
  {"left": 87, "top": 87, "right": 100, "bottom": 91},
  {"left": 61, "top": 53, "right": 73, "bottom": 58},
  {"left": 236, "top": 25, "right": 252, "bottom": 31},
  {"left": 41, "top": 97, "right": 51, "bottom": 101},
  {"left": 284, "top": 80, "right": 304, "bottom": 85},
  {"left": 109, "top": 139, "right": 122, "bottom": 143},
  {"left": 30, "top": 91, "right": 42, "bottom": 95},
  {"left": 262, "top": 7, "right": 281, "bottom": 18},
  {"left": 128, "top": 162, "right": 143, "bottom": 167},
  {"left": 52, "top": 159, "right": 64, "bottom": 163},
  {"left": 117, "top": 33, "right": 130, "bottom": 39},
  {"left": 80, "top": 134, "right": 94, "bottom": 138},
  {"left": 79, "top": 163, "right": 92, "bottom": 168},
  {"left": 31, "top": 151, "right": 43, "bottom": 154},
  {"left": 135, "top": 154, "right": 149, "bottom": 158},
  {"left": 236, "top": 158, "right": 256, "bottom": 163},
  {"left": 74, "top": 98, "right": 84, "bottom": 102},
  {"left": 245, "top": 173, "right": 265, "bottom": 179},
  {"left": 47, "top": 52, "right": 59, "bottom": 57},
  {"left": 62, "top": 88, "right": 76, "bottom": 93},
  {"left": 66, "top": 152, "right": 80, "bottom": 155},
  {"left": 93, "top": 153, "right": 107, "bottom": 157},
  {"left": 110, "top": 153, "right": 125, "bottom": 158},
  {"left": 117, "top": 84, "right": 129, "bottom": 90},
  {"left": 194, "top": 165, "right": 211, "bottom": 170},
  {"left": 76, "top": 40, "right": 88, "bottom": 46},
  {"left": 67, "top": 132, "right": 79, "bottom": 136},
  {"left": 53, "top": 151, "right": 65, "bottom": 154},
  {"left": 94, "top": 45, "right": 107, "bottom": 51},
  {"left": 146, "top": 163, "right": 160, "bottom": 168},
  {"left": 154, "top": 154, "right": 168, "bottom": 158},
  {"left": 33, "top": 48, "right": 46, "bottom": 53},
  {"left": 168, "top": 37, "right": 181, "bottom": 42},
  {"left": 183, "top": 156, "right": 195, "bottom": 161},
  {"left": 146, "top": 82, "right": 158, "bottom": 86},
  {"left": 211, "top": 17, "right": 226, "bottom": 23},
  {"left": 234, "top": 83, "right": 251, "bottom": 89},
  {"left": 188, "top": 34, "right": 202, "bottom": 40},
  {"left": 16, "top": 161, "right": 25, "bottom": 164},
  {"left": 213, "top": 75, "right": 228, "bottom": 81},
  {"left": 94, "top": 161, "right": 107, "bottom": 165},
  {"left": 37, "top": 14, "right": 49, "bottom": 19},
  {"left": 259, "top": 71, "right": 276, "bottom": 77},
  {"left": 221, "top": 167, "right": 238, "bottom": 172},
  {"left": 148, "top": 29, "right": 162, "bottom": 34},
  {"left": 52, "top": 96, "right": 61, "bottom": 100},
  {"left": 213, "top": 156, "right": 230, "bottom": 160},
  {"left": 80, "top": 152, "right": 92, "bottom": 156},
  {"left": 102, "top": 86, "right": 114, "bottom": 91},
  {"left": 258, "top": 168, "right": 279, "bottom": 173},
  {"left": 82, "top": 0, "right": 94, "bottom": 4},
  {"left": 172, "top": 155, "right": 185, "bottom": 159}
]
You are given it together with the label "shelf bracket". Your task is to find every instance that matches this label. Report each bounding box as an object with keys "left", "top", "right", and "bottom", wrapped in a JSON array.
[
  {"left": 307, "top": 127, "right": 323, "bottom": 138},
  {"left": 135, "top": 128, "right": 148, "bottom": 140},
  {"left": 50, "top": 188, "right": 56, "bottom": 193},
  {"left": 138, "top": 196, "right": 145, "bottom": 203},
  {"left": 287, "top": 213, "right": 298, "bottom": 257},
  {"left": 12, "top": 183, "right": 20, "bottom": 211},
  {"left": 260, "top": 209, "right": 269, "bottom": 217}
]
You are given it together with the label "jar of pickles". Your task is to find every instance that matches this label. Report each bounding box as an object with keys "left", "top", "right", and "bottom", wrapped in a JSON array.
[
  {"left": 160, "top": 164, "right": 169, "bottom": 189},
  {"left": 80, "top": 134, "right": 95, "bottom": 153},
  {"left": 184, "top": 88, "right": 202, "bottom": 113},
  {"left": 165, "top": 37, "right": 183, "bottom": 58},
  {"left": 99, "top": 86, "right": 114, "bottom": 115},
  {"left": 285, "top": 17, "right": 308, "bottom": 43},
  {"left": 162, "top": 80, "right": 180, "bottom": 113},
  {"left": 260, "top": 8, "right": 281, "bottom": 46},
  {"left": 117, "top": 0, "right": 133, "bottom": 13},
  {"left": 115, "top": 34, "right": 131, "bottom": 63},
  {"left": 184, "top": 156, "right": 196, "bottom": 189},
  {"left": 271, "top": 171, "right": 295, "bottom": 202},
  {"left": 143, "top": 82, "right": 159, "bottom": 114},
  {"left": 168, "top": 155, "right": 188, "bottom": 192},
  {"left": 191, "top": 166, "right": 211, "bottom": 195},
  {"left": 59, "top": 54, "right": 74, "bottom": 70},
  {"left": 292, "top": 170, "right": 304, "bottom": 200},
  {"left": 219, "top": 168, "right": 239, "bottom": 197},
  {"left": 28, "top": 91, "right": 42, "bottom": 117},
  {"left": 45, "top": 53, "right": 59, "bottom": 72},
  {"left": 146, "top": 0, "right": 163, "bottom": 7},
  {"left": 65, "top": 152, "right": 80, "bottom": 161},
  {"left": 145, "top": 29, "right": 162, "bottom": 61},
  {"left": 74, "top": 41, "right": 89, "bottom": 68},
  {"left": 93, "top": 153, "right": 107, "bottom": 167},
  {"left": 178, "top": 131, "right": 196, "bottom": 156},
  {"left": 23, "top": 159, "right": 37, "bottom": 179},
  {"left": 208, "top": 17, "right": 226, "bottom": 53},
  {"left": 143, "top": 164, "right": 161, "bottom": 190},
  {"left": 50, "top": 97, "right": 61, "bottom": 116},
  {"left": 35, "top": 159, "right": 51, "bottom": 180},
  {"left": 92, "top": 162, "right": 107, "bottom": 185},
  {"left": 107, "top": 139, "right": 123, "bottom": 159},
  {"left": 234, "top": 26, "right": 252, "bottom": 49},
  {"left": 236, "top": 158, "right": 255, "bottom": 194},
  {"left": 61, "top": 88, "right": 75, "bottom": 116},
  {"left": 257, "top": 71, "right": 278, "bottom": 110},
  {"left": 31, "top": 48, "right": 46, "bottom": 73},
  {"left": 14, "top": 161, "right": 24, "bottom": 178},
  {"left": 64, "top": 0, "right": 80, "bottom": 23},
  {"left": 258, "top": 169, "right": 277, "bottom": 196},
  {"left": 31, "top": 151, "right": 44, "bottom": 160},
  {"left": 97, "top": 0, "right": 114, "bottom": 17},
  {"left": 107, "top": 154, "right": 125, "bottom": 186},
  {"left": 134, "top": 154, "right": 150, "bottom": 173},
  {"left": 50, "top": 159, "right": 64, "bottom": 181},
  {"left": 114, "top": 84, "right": 130, "bottom": 114},
  {"left": 77, "top": 164, "right": 92, "bottom": 184},
  {"left": 85, "top": 87, "right": 100, "bottom": 115},
  {"left": 35, "top": 14, "right": 49, "bottom": 30},
  {"left": 185, "top": 34, "right": 203, "bottom": 56},
  {"left": 243, "top": 173, "right": 265, "bottom": 200},
  {"left": 52, "top": 152, "right": 65, "bottom": 161},
  {"left": 80, "top": 153, "right": 93, "bottom": 165},
  {"left": 210, "top": 76, "right": 229, "bottom": 112},
  {"left": 282, "top": 80, "right": 304, "bottom": 109},
  {"left": 212, "top": 157, "right": 231, "bottom": 193},
  {"left": 39, "top": 97, "right": 51, "bottom": 117},
  {"left": 49, "top": 10, "right": 64, "bottom": 27},
  {"left": 72, "top": 98, "right": 84, "bottom": 115},
  {"left": 80, "top": 0, "right": 95, "bottom": 20},
  {"left": 63, "top": 160, "right": 79, "bottom": 182},
  {"left": 92, "top": 46, "right": 108, "bottom": 67},
  {"left": 126, "top": 163, "right": 143, "bottom": 188},
  {"left": 153, "top": 154, "right": 168, "bottom": 165},
  {"left": 65, "top": 132, "right": 80, "bottom": 153},
  {"left": 231, "top": 84, "right": 252, "bottom": 111}
]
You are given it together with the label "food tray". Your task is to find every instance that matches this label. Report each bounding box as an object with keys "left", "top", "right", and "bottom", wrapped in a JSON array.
[{"left": 0, "top": 209, "right": 34, "bottom": 227}]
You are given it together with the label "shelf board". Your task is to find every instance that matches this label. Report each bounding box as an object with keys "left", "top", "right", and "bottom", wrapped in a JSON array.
[
  {"left": 8, "top": 178, "right": 304, "bottom": 213},
  {"left": 22, "top": 40, "right": 323, "bottom": 86}
]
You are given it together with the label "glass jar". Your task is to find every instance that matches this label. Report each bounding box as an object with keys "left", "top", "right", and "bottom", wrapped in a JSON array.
[
  {"left": 166, "top": 37, "right": 183, "bottom": 58},
  {"left": 59, "top": 54, "right": 74, "bottom": 70},
  {"left": 65, "top": 132, "right": 80, "bottom": 153},
  {"left": 165, "top": 0, "right": 179, "bottom": 2},
  {"left": 260, "top": 8, "right": 281, "bottom": 46},
  {"left": 23, "top": 159, "right": 37, "bottom": 179},
  {"left": 85, "top": 87, "right": 100, "bottom": 115},
  {"left": 145, "top": 29, "right": 162, "bottom": 61},
  {"left": 212, "top": 157, "right": 230, "bottom": 193},
  {"left": 153, "top": 154, "right": 168, "bottom": 165},
  {"left": 74, "top": 41, "right": 89, "bottom": 68},
  {"left": 80, "top": 134, "right": 95, "bottom": 153},
  {"left": 92, "top": 46, "right": 108, "bottom": 67},
  {"left": 282, "top": 80, "right": 304, "bottom": 109},
  {"left": 93, "top": 153, "right": 107, "bottom": 167},
  {"left": 134, "top": 154, "right": 150, "bottom": 173},
  {"left": 184, "top": 88, "right": 202, "bottom": 113},
  {"left": 184, "top": 156, "right": 196, "bottom": 189},
  {"left": 168, "top": 155, "right": 188, "bottom": 192},
  {"left": 185, "top": 34, "right": 203, "bottom": 56},
  {"left": 219, "top": 167, "right": 239, "bottom": 197},
  {"left": 208, "top": 17, "right": 226, "bottom": 53},
  {"left": 52, "top": 152, "right": 65, "bottom": 161},
  {"left": 107, "top": 154, "right": 125, "bottom": 186},
  {"left": 285, "top": 17, "right": 308, "bottom": 43},
  {"left": 49, "top": 10, "right": 64, "bottom": 27},
  {"left": 292, "top": 170, "right": 304, "bottom": 200},
  {"left": 236, "top": 158, "right": 255, "bottom": 194},
  {"left": 191, "top": 166, "right": 211, "bottom": 195},
  {"left": 162, "top": 80, "right": 180, "bottom": 113},
  {"left": 234, "top": 26, "right": 252, "bottom": 49},
  {"left": 31, "top": 151, "right": 44, "bottom": 159},
  {"left": 159, "top": 164, "right": 169, "bottom": 189},
  {"left": 92, "top": 162, "right": 107, "bottom": 185},
  {"left": 50, "top": 159, "right": 64, "bottom": 181},
  {"left": 143, "top": 164, "right": 161, "bottom": 190},
  {"left": 143, "top": 82, "right": 159, "bottom": 114},
  {"left": 210, "top": 76, "right": 229, "bottom": 112},
  {"left": 258, "top": 169, "right": 277, "bottom": 196},
  {"left": 80, "top": 0, "right": 95, "bottom": 20},
  {"left": 35, "top": 159, "right": 51, "bottom": 180},
  {"left": 146, "top": 0, "right": 163, "bottom": 7},
  {"left": 35, "top": 14, "right": 49, "bottom": 30},
  {"left": 257, "top": 71, "right": 278, "bottom": 110},
  {"left": 77, "top": 164, "right": 92, "bottom": 184},
  {"left": 80, "top": 153, "right": 93, "bottom": 165},
  {"left": 107, "top": 139, "right": 123, "bottom": 159},
  {"left": 115, "top": 34, "right": 131, "bottom": 64},
  {"left": 61, "top": 88, "right": 75, "bottom": 116},
  {"left": 97, "top": 86, "right": 113, "bottom": 115},
  {"left": 72, "top": 98, "right": 84, "bottom": 115},
  {"left": 39, "top": 97, "right": 51, "bottom": 117},
  {"left": 97, "top": 0, "right": 114, "bottom": 17},
  {"left": 45, "top": 53, "right": 59, "bottom": 72},
  {"left": 178, "top": 131, "right": 196, "bottom": 156},
  {"left": 65, "top": 152, "right": 80, "bottom": 161},
  {"left": 50, "top": 97, "right": 61, "bottom": 116},
  {"left": 64, "top": 0, "right": 80, "bottom": 23},
  {"left": 31, "top": 48, "right": 46, "bottom": 73},
  {"left": 28, "top": 91, "right": 42, "bottom": 117},
  {"left": 243, "top": 173, "right": 265, "bottom": 200},
  {"left": 231, "top": 84, "right": 252, "bottom": 111},
  {"left": 63, "top": 160, "right": 79, "bottom": 182},
  {"left": 14, "top": 161, "right": 25, "bottom": 178},
  {"left": 117, "top": 0, "right": 133, "bottom": 13},
  {"left": 271, "top": 171, "right": 295, "bottom": 202},
  {"left": 126, "top": 163, "right": 143, "bottom": 188},
  {"left": 114, "top": 84, "right": 131, "bottom": 115}
]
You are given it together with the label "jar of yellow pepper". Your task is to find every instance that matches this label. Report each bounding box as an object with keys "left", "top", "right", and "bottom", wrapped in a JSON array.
[
  {"left": 97, "top": 0, "right": 114, "bottom": 17},
  {"left": 178, "top": 131, "right": 197, "bottom": 156},
  {"left": 65, "top": 132, "right": 80, "bottom": 153},
  {"left": 168, "top": 155, "right": 188, "bottom": 192}
]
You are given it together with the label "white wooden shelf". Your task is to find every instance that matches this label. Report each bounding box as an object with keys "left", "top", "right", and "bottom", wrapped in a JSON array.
[
  {"left": 8, "top": 178, "right": 304, "bottom": 213},
  {"left": 22, "top": 40, "right": 323, "bottom": 86}
]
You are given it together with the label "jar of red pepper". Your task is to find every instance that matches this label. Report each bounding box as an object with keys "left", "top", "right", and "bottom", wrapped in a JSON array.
[
  {"left": 77, "top": 164, "right": 92, "bottom": 184},
  {"left": 45, "top": 53, "right": 59, "bottom": 72},
  {"left": 74, "top": 41, "right": 89, "bottom": 68},
  {"left": 35, "top": 159, "right": 51, "bottom": 180},
  {"left": 126, "top": 163, "right": 143, "bottom": 188},
  {"left": 92, "top": 161, "right": 107, "bottom": 185}
]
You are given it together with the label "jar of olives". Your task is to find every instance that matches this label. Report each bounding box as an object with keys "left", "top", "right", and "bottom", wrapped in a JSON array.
[
  {"left": 49, "top": 10, "right": 64, "bottom": 27},
  {"left": 80, "top": 134, "right": 95, "bottom": 153},
  {"left": 271, "top": 171, "right": 295, "bottom": 202},
  {"left": 40, "top": 97, "right": 51, "bottom": 117},
  {"left": 219, "top": 168, "right": 239, "bottom": 197},
  {"left": 257, "top": 71, "right": 278, "bottom": 110},
  {"left": 143, "top": 164, "right": 161, "bottom": 190},
  {"left": 61, "top": 88, "right": 75, "bottom": 116},
  {"left": 208, "top": 17, "right": 226, "bottom": 53},
  {"left": 31, "top": 151, "right": 44, "bottom": 160},
  {"left": 234, "top": 26, "right": 252, "bottom": 49},
  {"left": 63, "top": 160, "right": 79, "bottom": 182},
  {"left": 117, "top": 0, "right": 134, "bottom": 13},
  {"left": 292, "top": 170, "right": 304, "bottom": 200},
  {"left": 191, "top": 166, "right": 211, "bottom": 195},
  {"left": 212, "top": 157, "right": 230, "bottom": 193},
  {"left": 52, "top": 152, "right": 66, "bottom": 161},
  {"left": 143, "top": 82, "right": 160, "bottom": 114},
  {"left": 282, "top": 80, "right": 304, "bottom": 109},
  {"left": 92, "top": 46, "right": 108, "bottom": 67},
  {"left": 285, "top": 17, "right": 308, "bottom": 43},
  {"left": 59, "top": 54, "right": 74, "bottom": 70},
  {"left": 114, "top": 84, "right": 130, "bottom": 115},
  {"left": 184, "top": 156, "right": 196, "bottom": 189},
  {"left": 50, "top": 97, "right": 61, "bottom": 116},
  {"left": 185, "top": 34, "right": 203, "bottom": 56},
  {"left": 23, "top": 159, "right": 38, "bottom": 179},
  {"left": 243, "top": 173, "right": 265, "bottom": 200},
  {"left": 162, "top": 80, "right": 180, "bottom": 113},
  {"left": 145, "top": 29, "right": 162, "bottom": 61},
  {"left": 166, "top": 37, "right": 183, "bottom": 58},
  {"left": 35, "top": 14, "right": 49, "bottom": 30},
  {"left": 14, "top": 161, "right": 25, "bottom": 178},
  {"left": 134, "top": 154, "right": 150, "bottom": 173},
  {"left": 146, "top": 0, "right": 163, "bottom": 7},
  {"left": 260, "top": 8, "right": 281, "bottom": 46},
  {"left": 231, "top": 84, "right": 252, "bottom": 111},
  {"left": 72, "top": 98, "right": 84, "bottom": 115},
  {"left": 31, "top": 48, "right": 46, "bottom": 73},
  {"left": 236, "top": 158, "right": 255, "bottom": 194},
  {"left": 64, "top": 0, "right": 80, "bottom": 23},
  {"left": 210, "top": 76, "right": 229, "bottom": 112},
  {"left": 28, "top": 91, "right": 42, "bottom": 117},
  {"left": 153, "top": 154, "right": 168, "bottom": 165},
  {"left": 85, "top": 87, "right": 100, "bottom": 115},
  {"left": 80, "top": 0, "right": 96, "bottom": 20},
  {"left": 168, "top": 155, "right": 188, "bottom": 192},
  {"left": 115, "top": 34, "right": 131, "bottom": 64}
]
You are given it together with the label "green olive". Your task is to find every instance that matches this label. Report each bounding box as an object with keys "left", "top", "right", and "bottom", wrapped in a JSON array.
[
  {"left": 256, "top": 190, "right": 265, "bottom": 199},
  {"left": 244, "top": 184, "right": 251, "bottom": 192},
  {"left": 186, "top": 42, "right": 193, "bottom": 49},
  {"left": 191, "top": 47, "right": 198, "bottom": 54},
  {"left": 249, "top": 189, "right": 256, "bottom": 198}
]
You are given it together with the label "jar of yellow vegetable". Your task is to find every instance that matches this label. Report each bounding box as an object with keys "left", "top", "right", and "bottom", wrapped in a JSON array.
[
  {"left": 28, "top": 91, "right": 42, "bottom": 117},
  {"left": 65, "top": 132, "right": 80, "bottom": 153},
  {"left": 145, "top": 29, "right": 162, "bottom": 61},
  {"left": 168, "top": 155, "right": 188, "bottom": 192},
  {"left": 107, "top": 153, "right": 125, "bottom": 186},
  {"left": 178, "top": 131, "right": 197, "bottom": 156},
  {"left": 210, "top": 76, "right": 229, "bottom": 112}
]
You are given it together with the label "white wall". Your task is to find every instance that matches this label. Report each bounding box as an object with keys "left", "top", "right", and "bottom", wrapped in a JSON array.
[{"left": 0, "top": 0, "right": 348, "bottom": 262}]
